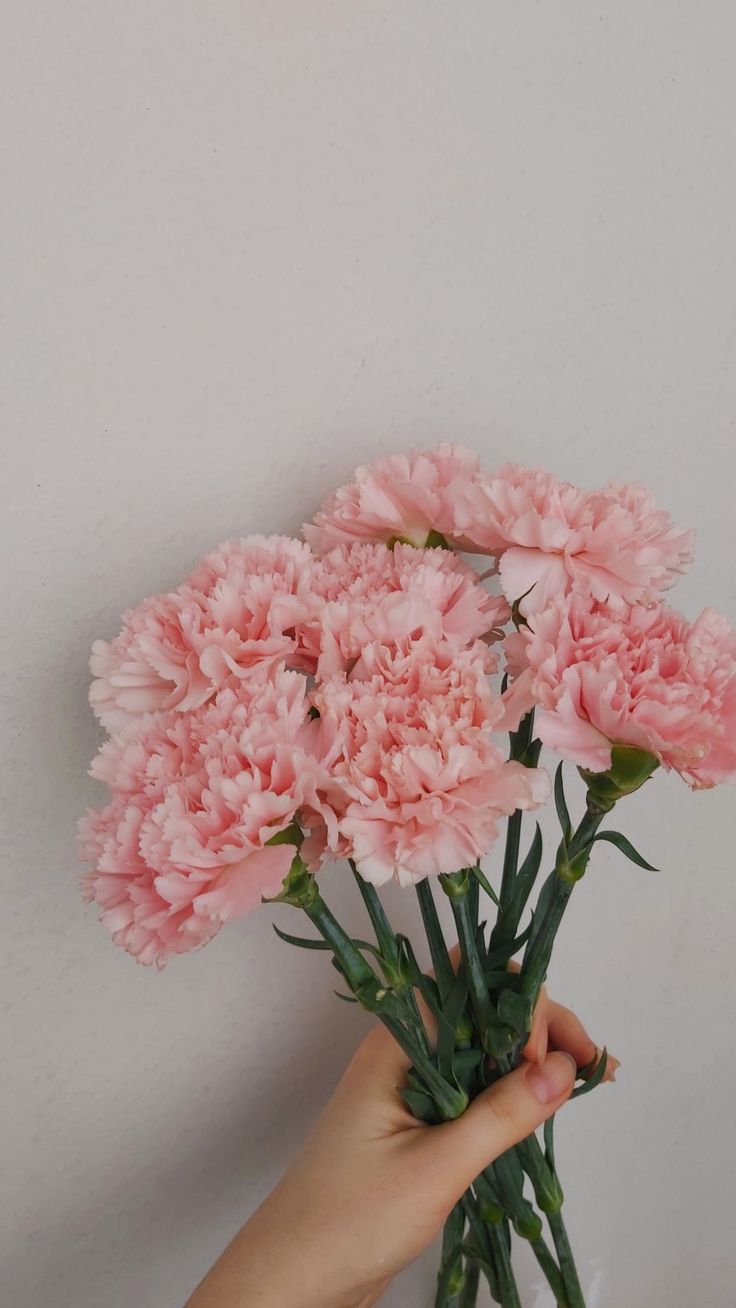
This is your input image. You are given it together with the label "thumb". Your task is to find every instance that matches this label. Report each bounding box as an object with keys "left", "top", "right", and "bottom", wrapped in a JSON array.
[{"left": 425, "top": 1052, "right": 576, "bottom": 1198}]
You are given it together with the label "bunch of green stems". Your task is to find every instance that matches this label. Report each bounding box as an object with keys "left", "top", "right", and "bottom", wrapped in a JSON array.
[{"left": 275, "top": 713, "right": 656, "bottom": 1308}]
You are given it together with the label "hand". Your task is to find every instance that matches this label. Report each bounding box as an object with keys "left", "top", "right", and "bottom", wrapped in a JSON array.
[
  {"left": 517, "top": 971, "right": 619, "bottom": 1081},
  {"left": 185, "top": 989, "right": 613, "bottom": 1308}
]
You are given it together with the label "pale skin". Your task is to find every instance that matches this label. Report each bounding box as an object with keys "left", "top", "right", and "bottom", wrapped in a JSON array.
[{"left": 185, "top": 975, "right": 615, "bottom": 1308}]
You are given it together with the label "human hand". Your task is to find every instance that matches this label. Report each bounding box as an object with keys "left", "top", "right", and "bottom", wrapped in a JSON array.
[{"left": 185, "top": 987, "right": 612, "bottom": 1308}]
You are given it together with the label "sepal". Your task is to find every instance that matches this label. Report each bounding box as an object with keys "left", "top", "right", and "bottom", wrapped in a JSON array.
[
  {"left": 263, "top": 853, "right": 317, "bottom": 909},
  {"left": 580, "top": 745, "right": 659, "bottom": 812}
]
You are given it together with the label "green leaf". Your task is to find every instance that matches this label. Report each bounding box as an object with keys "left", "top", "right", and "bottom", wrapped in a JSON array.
[
  {"left": 485, "top": 922, "right": 532, "bottom": 970},
  {"left": 433, "top": 1239, "right": 466, "bottom": 1299},
  {"left": 452, "top": 1048, "right": 484, "bottom": 1076},
  {"left": 593, "top": 831, "right": 658, "bottom": 871},
  {"left": 543, "top": 1112, "right": 557, "bottom": 1171},
  {"left": 484, "top": 969, "right": 518, "bottom": 989},
  {"left": 444, "top": 969, "right": 470, "bottom": 1028},
  {"left": 497, "top": 989, "right": 533, "bottom": 1036},
  {"left": 395, "top": 935, "right": 443, "bottom": 1015},
  {"left": 472, "top": 863, "right": 500, "bottom": 907},
  {"left": 436, "top": 1011, "right": 460, "bottom": 1081},
  {"left": 435, "top": 971, "right": 471, "bottom": 1079},
  {"left": 350, "top": 861, "right": 401, "bottom": 965},
  {"left": 277, "top": 923, "right": 384, "bottom": 960},
  {"left": 554, "top": 762, "right": 572, "bottom": 841},
  {"left": 529, "top": 868, "right": 558, "bottom": 939},
  {"left": 509, "top": 822, "right": 543, "bottom": 920},
  {"left": 333, "top": 990, "right": 357, "bottom": 1004},
  {"left": 400, "top": 1086, "right": 440, "bottom": 1123},
  {"left": 571, "top": 1047, "right": 609, "bottom": 1099},
  {"left": 415, "top": 880, "right": 456, "bottom": 1001},
  {"left": 272, "top": 923, "right": 331, "bottom": 950}
]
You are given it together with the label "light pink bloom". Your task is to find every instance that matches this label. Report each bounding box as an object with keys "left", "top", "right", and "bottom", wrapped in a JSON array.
[
  {"left": 454, "top": 464, "right": 695, "bottom": 615},
  {"left": 304, "top": 444, "right": 481, "bottom": 553},
  {"left": 80, "top": 671, "right": 341, "bottom": 966},
  {"left": 308, "top": 541, "right": 509, "bottom": 675},
  {"left": 89, "top": 589, "right": 212, "bottom": 731},
  {"left": 79, "top": 797, "right": 221, "bottom": 966},
  {"left": 89, "top": 710, "right": 203, "bottom": 798},
  {"left": 499, "top": 594, "right": 736, "bottom": 787},
  {"left": 89, "top": 536, "right": 319, "bottom": 731},
  {"left": 313, "top": 638, "right": 549, "bottom": 886}
]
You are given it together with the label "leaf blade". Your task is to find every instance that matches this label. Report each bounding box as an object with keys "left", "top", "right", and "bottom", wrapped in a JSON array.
[{"left": 594, "top": 831, "right": 658, "bottom": 871}]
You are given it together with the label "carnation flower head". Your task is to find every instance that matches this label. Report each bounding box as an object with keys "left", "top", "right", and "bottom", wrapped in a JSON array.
[
  {"left": 453, "top": 464, "right": 694, "bottom": 616},
  {"left": 80, "top": 669, "right": 341, "bottom": 966},
  {"left": 89, "top": 536, "right": 319, "bottom": 731},
  {"left": 313, "top": 636, "right": 550, "bottom": 887},
  {"left": 304, "top": 444, "right": 481, "bottom": 553},
  {"left": 500, "top": 593, "right": 736, "bottom": 787},
  {"left": 308, "top": 541, "right": 509, "bottom": 675}
]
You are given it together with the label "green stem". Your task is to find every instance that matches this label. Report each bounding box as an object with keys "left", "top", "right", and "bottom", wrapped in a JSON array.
[
  {"left": 485, "top": 1219, "right": 522, "bottom": 1308},
  {"left": 303, "top": 892, "right": 466, "bottom": 1120},
  {"left": 350, "top": 864, "right": 432, "bottom": 1057},
  {"left": 458, "top": 1258, "right": 480, "bottom": 1308},
  {"left": 514, "top": 1135, "right": 564, "bottom": 1216},
  {"left": 499, "top": 809, "right": 522, "bottom": 910},
  {"left": 517, "top": 806, "right": 605, "bottom": 1011},
  {"left": 516, "top": 870, "right": 575, "bottom": 1007},
  {"left": 514, "top": 1135, "right": 583, "bottom": 1306},
  {"left": 416, "top": 879, "right": 456, "bottom": 998},
  {"left": 530, "top": 1232, "right": 569, "bottom": 1307},
  {"left": 303, "top": 893, "right": 378, "bottom": 993},
  {"left": 461, "top": 1195, "right": 501, "bottom": 1303},
  {"left": 496, "top": 709, "right": 534, "bottom": 917},
  {"left": 487, "top": 1156, "right": 567, "bottom": 1304},
  {"left": 435, "top": 1202, "right": 466, "bottom": 1308},
  {"left": 442, "top": 875, "right": 495, "bottom": 1051},
  {"left": 547, "top": 1209, "right": 585, "bottom": 1308},
  {"left": 350, "top": 861, "right": 399, "bottom": 966},
  {"left": 377, "top": 1015, "right": 467, "bottom": 1120}
]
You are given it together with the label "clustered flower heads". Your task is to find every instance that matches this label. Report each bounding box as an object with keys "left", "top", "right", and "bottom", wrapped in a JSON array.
[{"left": 80, "top": 445, "right": 736, "bottom": 965}]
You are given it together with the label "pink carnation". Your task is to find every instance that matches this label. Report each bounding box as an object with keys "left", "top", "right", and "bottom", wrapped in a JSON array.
[
  {"left": 499, "top": 594, "right": 736, "bottom": 787},
  {"left": 79, "top": 797, "right": 221, "bottom": 966},
  {"left": 453, "top": 464, "right": 695, "bottom": 615},
  {"left": 313, "top": 638, "right": 550, "bottom": 886},
  {"left": 308, "top": 541, "right": 509, "bottom": 675},
  {"left": 304, "top": 444, "right": 481, "bottom": 553},
  {"left": 89, "top": 536, "right": 319, "bottom": 731},
  {"left": 80, "top": 671, "right": 341, "bottom": 966},
  {"left": 89, "top": 710, "right": 204, "bottom": 798}
]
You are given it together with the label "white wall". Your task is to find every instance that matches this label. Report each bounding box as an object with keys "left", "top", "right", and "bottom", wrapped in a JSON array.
[{"left": 3, "top": 4, "right": 736, "bottom": 1306}]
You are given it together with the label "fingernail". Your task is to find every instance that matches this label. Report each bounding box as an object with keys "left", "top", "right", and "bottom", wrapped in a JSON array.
[
  {"left": 527, "top": 1052, "right": 577, "bottom": 1105},
  {"left": 606, "top": 1054, "right": 621, "bottom": 1084}
]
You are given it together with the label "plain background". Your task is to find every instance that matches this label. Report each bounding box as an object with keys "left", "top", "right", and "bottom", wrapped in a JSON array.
[{"left": 2, "top": 3, "right": 736, "bottom": 1306}]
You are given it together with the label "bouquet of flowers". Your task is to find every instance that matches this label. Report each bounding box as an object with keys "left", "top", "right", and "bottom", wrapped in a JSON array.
[{"left": 78, "top": 446, "right": 735, "bottom": 1307}]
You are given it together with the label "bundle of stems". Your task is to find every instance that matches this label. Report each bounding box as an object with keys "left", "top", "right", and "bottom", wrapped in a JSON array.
[{"left": 275, "top": 711, "right": 657, "bottom": 1307}]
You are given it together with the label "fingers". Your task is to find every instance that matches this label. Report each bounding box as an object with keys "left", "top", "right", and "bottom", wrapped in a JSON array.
[
  {"left": 547, "top": 1002, "right": 597, "bottom": 1069},
  {"left": 347, "top": 1023, "right": 412, "bottom": 1084},
  {"left": 424, "top": 1052, "right": 576, "bottom": 1197}
]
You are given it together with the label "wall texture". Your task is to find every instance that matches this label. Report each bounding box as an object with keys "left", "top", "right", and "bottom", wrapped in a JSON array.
[{"left": 3, "top": 4, "right": 736, "bottom": 1306}]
